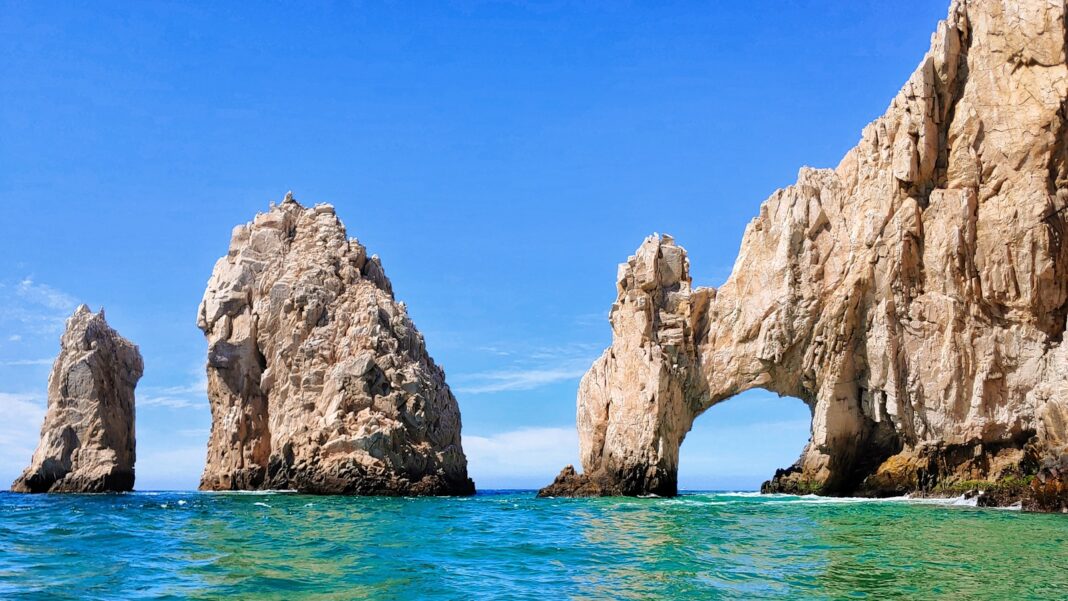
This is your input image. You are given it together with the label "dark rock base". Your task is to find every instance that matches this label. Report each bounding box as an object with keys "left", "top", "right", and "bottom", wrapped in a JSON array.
[
  {"left": 536, "top": 465, "right": 676, "bottom": 498},
  {"left": 543, "top": 445, "right": 1068, "bottom": 513},
  {"left": 11, "top": 469, "right": 135, "bottom": 494},
  {"left": 200, "top": 465, "right": 475, "bottom": 496}
]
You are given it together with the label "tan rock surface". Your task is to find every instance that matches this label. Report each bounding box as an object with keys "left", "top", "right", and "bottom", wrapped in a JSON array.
[
  {"left": 198, "top": 195, "right": 473, "bottom": 495},
  {"left": 542, "top": 0, "right": 1068, "bottom": 505},
  {"left": 12, "top": 306, "right": 143, "bottom": 493}
]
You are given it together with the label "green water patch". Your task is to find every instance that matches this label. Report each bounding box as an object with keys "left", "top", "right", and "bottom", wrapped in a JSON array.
[{"left": 0, "top": 491, "right": 1065, "bottom": 600}]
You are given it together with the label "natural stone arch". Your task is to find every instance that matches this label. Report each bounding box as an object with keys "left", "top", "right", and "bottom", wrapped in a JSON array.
[
  {"left": 540, "top": 0, "right": 1068, "bottom": 502},
  {"left": 542, "top": 234, "right": 887, "bottom": 497}
]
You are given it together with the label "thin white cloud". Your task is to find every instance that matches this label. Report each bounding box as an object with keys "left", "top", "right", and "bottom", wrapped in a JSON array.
[
  {"left": 16, "top": 277, "right": 78, "bottom": 311},
  {"left": 177, "top": 428, "right": 209, "bottom": 438},
  {"left": 525, "top": 341, "right": 602, "bottom": 361},
  {"left": 135, "top": 444, "right": 207, "bottom": 490},
  {"left": 453, "top": 342, "right": 601, "bottom": 395},
  {"left": 0, "top": 358, "right": 53, "bottom": 367},
  {"left": 139, "top": 396, "right": 201, "bottom": 409},
  {"left": 0, "top": 277, "right": 81, "bottom": 336},
  {"left": 138, "top": 374, "right": 208, "bottom": 410},
  {"left": 572, "top": 311, "right": 610, "bottom": 327},
  {"left": 453, "top": 367, "right": 588, "bottom": 394},
  {"left": 0, "top": 392, "right": 45, "bottom": 482},
  {"left": 464, "top": 426, "right": 579, "bottom": 488}
]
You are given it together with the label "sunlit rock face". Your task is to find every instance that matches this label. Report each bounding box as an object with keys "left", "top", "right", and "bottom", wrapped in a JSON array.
[
  {"left": 541, "top": 0, "right": 1068, "bottom": 507},
  {"left": 198, "top": 195, "right": 474, "bottom": 495},
  {"left": 12, "top": 306, "right": 143, "bottom": 493}
]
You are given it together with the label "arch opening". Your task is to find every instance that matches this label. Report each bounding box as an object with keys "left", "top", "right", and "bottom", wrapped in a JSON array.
[{"left": 678, "top": 390, "right": 812, "bottom": 492}]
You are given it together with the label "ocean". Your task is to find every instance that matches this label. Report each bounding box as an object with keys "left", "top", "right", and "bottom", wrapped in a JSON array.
[{"left": 0, "top": 490, "right": 1065, "bottom": 600}]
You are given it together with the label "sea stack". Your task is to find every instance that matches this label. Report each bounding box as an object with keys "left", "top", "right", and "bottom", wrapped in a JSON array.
[
  {"left": 12, "top": 306, "right": 143, "bottom": 493},
  {"left": 197, "top": 194, "right": 474, "bottom": 495},
  {"left": 541, "top": 0, "right": 1068, "bottom": 511}
]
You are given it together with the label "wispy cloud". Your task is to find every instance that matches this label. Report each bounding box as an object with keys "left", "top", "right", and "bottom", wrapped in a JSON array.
[
  {"left": 139, "top": 396, "right": 201, "bottom": 409},
  {"left": 135, "top": 444, "right": 207, "bottom": 490},
  {"left": 16, "top": 277, "right": 78, "bottom": 311},
  {"left": 177, "top": 428, "right": 209, "bottom": 438},
  {"left": 464, "top": 426, "right": 579, "bottom": 488},
  {"left": 138, "top": 374, "right": 208, "bottom": 410},
  {"left": 524, "top": 341, "right": 602, "bottom": 361},
  {"left": 452, "top": 342, "right": 602, "bottom": 395},
  {"left": 453, "top": 366, "right": 589, "bottom": 394},
  {"left": 0, "top": 358, "right": 53, "bottom": 367},
  {"left": 0, "top": 277, "right": 81, "bottom": 338},
  {"left": 0, "top": 392, "right": 45, "bottom": 482},
  {"left": 572, "top": 311, "right": 609, "bottom": 327}
]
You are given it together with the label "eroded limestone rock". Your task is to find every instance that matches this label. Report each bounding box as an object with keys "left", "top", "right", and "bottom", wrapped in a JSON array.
[
  {"left": 541, "top": 0, "right": 1068, "bottom": 509},
  {"left": 12, "top": 306, "right": 142, "bottom": 493},
  {"left": 198, "top": 194, "right": 473, "bottom": 495}
]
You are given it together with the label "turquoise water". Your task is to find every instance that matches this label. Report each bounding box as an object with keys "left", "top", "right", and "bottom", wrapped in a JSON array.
[{"left": 1, "top": 491, "right": 1066, "bottom": 600}]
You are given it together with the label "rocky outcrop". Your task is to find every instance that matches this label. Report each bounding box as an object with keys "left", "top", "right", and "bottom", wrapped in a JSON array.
[
  {"left": 198, "top": 194, "right": 474, "bottom": 495},
  {"left": 12, "top": 306, "right": 142, "bottom": 493},
  {"left": 541, "top": 0, "right": 1068, "bottom": 510}
]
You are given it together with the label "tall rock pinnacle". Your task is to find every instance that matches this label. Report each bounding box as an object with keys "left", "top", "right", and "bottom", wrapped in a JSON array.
[
  {"left": 197, "top": 196, "right": 474, "bottom": 495},
  {"left": 541, "top": 0, "right": 1068, "bottom": 509},
  {"left": 12, "top": 306, "right": 143, "bottom": 493}
]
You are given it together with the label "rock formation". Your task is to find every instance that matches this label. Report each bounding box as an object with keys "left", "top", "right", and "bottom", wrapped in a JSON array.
[
  {"left": 12, "top": 306, "right": 143, "bottom": 493},
  {"left": 198, "top": 194, "right": 474, "bottom": 495},
  {"left": 541, "top": 0, "right": 1068, "bottom": 510}
]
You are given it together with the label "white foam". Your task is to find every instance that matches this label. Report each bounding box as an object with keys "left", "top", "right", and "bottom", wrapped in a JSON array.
[
  {"left": 755, "top": 493, "right": 983, "bottom": 507},
  {"left": 205, "top": 489, "right": 298, "bottom": 495}
]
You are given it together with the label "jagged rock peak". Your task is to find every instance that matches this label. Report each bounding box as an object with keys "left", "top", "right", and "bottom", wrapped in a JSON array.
[
  {"left": 542, "top": 0, "right": 1068, "bottom": 511},
  {"left": 198, "top": 194, "right": 474, "bottom": 495},
  {"left": 12, "top": 306, "right": 143, "bottom": 493}
]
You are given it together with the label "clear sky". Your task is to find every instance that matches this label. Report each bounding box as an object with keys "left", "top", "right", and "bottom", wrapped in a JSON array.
[{"left": 0, "top": 1, "right": 948, "bottom": 490}]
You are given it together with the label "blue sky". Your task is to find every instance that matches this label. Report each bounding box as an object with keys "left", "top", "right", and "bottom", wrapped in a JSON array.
[{"left": 0, "top": 1, "right": 947, "bottom": 490}]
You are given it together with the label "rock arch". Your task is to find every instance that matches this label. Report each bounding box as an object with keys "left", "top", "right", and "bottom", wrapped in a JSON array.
[{"left": 540, "top": 0, "right": 1068, "bottom": 502}]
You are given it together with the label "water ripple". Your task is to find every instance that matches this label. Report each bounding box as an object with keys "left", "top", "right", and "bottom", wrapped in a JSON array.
[{"left": 0, "top": 491, "right": 1065, "bottom": 600}]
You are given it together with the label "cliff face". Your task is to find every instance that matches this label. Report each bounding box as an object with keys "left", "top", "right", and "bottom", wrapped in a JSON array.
[
  {"left": 541, "top": 0, "right": 1068, "bottom": 508},
  {"left": 198, "top": 195, "right": 474, "bottom": 495},
  {"left": 12, "top": 306, "right": 142, "bottom": 493}
]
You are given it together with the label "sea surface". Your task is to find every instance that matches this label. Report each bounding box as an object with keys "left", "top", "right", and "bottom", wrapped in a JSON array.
[{"left": 0, "top": 490, "right": 1066, "bottom": 600}]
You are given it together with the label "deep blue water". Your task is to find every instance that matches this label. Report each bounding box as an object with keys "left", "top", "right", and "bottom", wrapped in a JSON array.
[{"left": 1, "top": 490, "right": 1066, "bottom": 600}]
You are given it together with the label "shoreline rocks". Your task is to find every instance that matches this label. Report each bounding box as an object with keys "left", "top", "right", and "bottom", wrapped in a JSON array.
[
  {"left": 11, "top": 306, "right": 143, "bottom": 493},
  {"left": 541, "top": 0, "right": 1068, "bottom": 512},
  {"left": 198, "top": 194, "right": 474, "bottom": 495}
]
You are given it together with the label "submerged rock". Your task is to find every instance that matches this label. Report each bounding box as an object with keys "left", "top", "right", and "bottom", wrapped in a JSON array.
[
  {"left": 542, "top": 0, "right": 1068, "bottom": 511},
  {"left": 12, "top": 306, "right": 143, "bottom": 493},
  {"left": 198, "top": 195, "right": 474, "bottom": 495}
]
